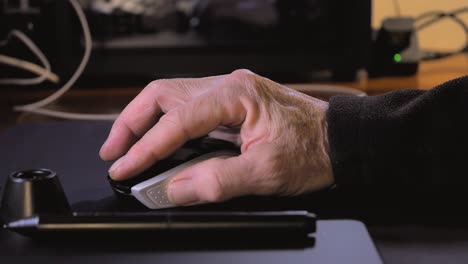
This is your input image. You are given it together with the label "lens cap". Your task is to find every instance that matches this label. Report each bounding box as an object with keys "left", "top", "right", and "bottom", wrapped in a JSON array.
[{"left": 1, "top": 169, "right": 71, "bottom": 223}]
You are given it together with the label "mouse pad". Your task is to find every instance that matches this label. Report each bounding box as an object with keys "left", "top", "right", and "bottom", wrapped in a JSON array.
[{"left": 0, "top": 121, "right": 383, "bottom": 263}]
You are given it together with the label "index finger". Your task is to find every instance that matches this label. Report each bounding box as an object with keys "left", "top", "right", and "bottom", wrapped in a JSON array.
[{"left": 100, "top": 76, "right": 221, "bottom": 161}]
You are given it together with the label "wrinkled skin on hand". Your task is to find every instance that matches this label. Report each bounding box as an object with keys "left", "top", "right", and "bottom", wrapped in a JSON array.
[{"left": 100, "top": 70, "right": 334, "bottom": 206}]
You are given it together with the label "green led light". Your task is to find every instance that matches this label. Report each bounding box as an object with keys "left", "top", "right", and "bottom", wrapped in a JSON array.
[{"left": 394, "top": 53, "right": 402, "bottom": 63}]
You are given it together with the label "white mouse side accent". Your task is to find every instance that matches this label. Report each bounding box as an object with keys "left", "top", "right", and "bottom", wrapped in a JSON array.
[{"left": 131, "top": 150, "right": 239, "bottom": 209}]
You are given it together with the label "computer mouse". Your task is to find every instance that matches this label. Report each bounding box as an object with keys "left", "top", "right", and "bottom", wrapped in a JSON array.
[{"left": 108, "top": 137, "right": 240, "bottom": 209}]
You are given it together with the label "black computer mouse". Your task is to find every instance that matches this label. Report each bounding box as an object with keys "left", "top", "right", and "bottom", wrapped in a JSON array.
[{"left": 107, "top": 137, "right": 240, "bottom": 209}]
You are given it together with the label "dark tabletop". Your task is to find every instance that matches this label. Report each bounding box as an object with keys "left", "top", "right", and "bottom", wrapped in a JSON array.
[{"left": 0, "top": 121, "right": 467, "bottom": 264}]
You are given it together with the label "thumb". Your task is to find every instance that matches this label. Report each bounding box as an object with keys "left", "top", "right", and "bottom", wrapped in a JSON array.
[{"left": 167, "top": 155, "right": 252, "bottom": 206}]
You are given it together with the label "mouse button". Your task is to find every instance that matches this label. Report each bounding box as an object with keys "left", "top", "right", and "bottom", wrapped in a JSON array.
[
  {"left": 143, "top": 161, "right": 181, "bottom": 176},
  {"left": 107, "top": 175, "right": 133, "bottom": 195}
]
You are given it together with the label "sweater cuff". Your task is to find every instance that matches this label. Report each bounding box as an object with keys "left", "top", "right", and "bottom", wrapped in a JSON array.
[{"left": 327, "top": 95, "right": 365, "bottom": 187}]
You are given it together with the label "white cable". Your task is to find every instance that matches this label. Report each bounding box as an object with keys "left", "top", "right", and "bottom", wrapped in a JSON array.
[
  {"left": 14, "top": 0, "right": 91, "bottom": 110},
  {"left": 13, "top": 0, "right": 120, "bottom": 121},
  {"left": 0, "top": 30, "right": 59, "bottom": 85},
  {"left": 392, "top": 0, "right": 401, "bottom": 17},
  {"left": 20, "top": 108, "right": 120, "bottom": 121},
  {"left": 0, "top": 54, "right": 59, "bottom": 84}
]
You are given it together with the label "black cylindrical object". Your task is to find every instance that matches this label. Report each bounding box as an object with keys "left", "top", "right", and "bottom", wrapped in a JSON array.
[{"left": 0, "top": 169, "right": 71, "bottom": 223}]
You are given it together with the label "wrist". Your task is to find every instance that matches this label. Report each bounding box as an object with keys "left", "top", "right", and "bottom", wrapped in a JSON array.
[{"left": 320, "top": 102, "right": 335, "bottom": 188}]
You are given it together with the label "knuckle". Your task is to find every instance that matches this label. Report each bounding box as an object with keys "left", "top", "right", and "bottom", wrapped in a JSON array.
[
  {"left": 231, "top": 69, "right": 255, "bottom": 77},
  {"left": 203, "top": 182, "right": 225, "bottom": 203},
  {"left": 147, "top": 79, "right": 170, "bottom": 91},
  {"left": 227, "top": 69, "right": 274, "bottom": 99},
  {"left": 159, "top": 110, "right": 191, "bottom": 140},
  {"left": 117, "top": 118, "right": 141, "bottom": 138},
  {"left": 148, "top": 80, "right": 172, "bottom": 105},
  {"left": 198, "top": 159, "right": 227, "bottom": 202},
  {"left": 129, "top": 143, "right": 161, "bottom": 162},
  {"left": 228, "top": 69, "right": 258, "bottom": 88}
]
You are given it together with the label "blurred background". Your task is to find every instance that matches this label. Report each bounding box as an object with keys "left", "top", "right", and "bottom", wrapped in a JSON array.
[
  {"left": 373, "top": 0, "right": 468, "bottom": 53},
  {"left": 0, "top": 0, "right": 467, "bottom": 127},
  {"left": 0, "top": 0, "right": 371, "bottom": 86},
  {"left": 0, "top": 0, "right": 466, "bottom": 87}
]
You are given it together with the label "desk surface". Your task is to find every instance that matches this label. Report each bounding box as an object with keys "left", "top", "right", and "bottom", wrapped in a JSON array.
[{"left": 0, "top": 122, "right": 384, "bottom": 264}]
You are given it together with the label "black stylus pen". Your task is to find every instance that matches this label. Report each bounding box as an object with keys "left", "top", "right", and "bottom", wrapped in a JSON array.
[{"left": 3, "top": 211, "right": 316, "bottom": 237}]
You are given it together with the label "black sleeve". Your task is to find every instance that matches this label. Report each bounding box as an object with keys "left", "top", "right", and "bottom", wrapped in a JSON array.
[{"left": 327, "top": 75, "right": 468, "bottom": 191}]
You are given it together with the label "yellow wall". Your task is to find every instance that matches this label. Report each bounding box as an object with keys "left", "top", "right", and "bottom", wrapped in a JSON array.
[{"left": 373, "top": 0, "right": 468, "bottom": 51}]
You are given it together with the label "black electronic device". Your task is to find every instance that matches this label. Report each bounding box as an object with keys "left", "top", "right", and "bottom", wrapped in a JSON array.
[
  {"left": 369, "top": 16, "right": 420, "bottom": 77},
  {"left": 108, "top": 137, "right": 240, "bottom": 209},
  {"left": 3, "top": 210, "right": 316, "bottom": 240}
]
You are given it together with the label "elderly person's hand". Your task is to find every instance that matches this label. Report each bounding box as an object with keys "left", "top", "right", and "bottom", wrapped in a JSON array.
[{"left": 100, "top": 70, "right": 334, "bottom": 206}]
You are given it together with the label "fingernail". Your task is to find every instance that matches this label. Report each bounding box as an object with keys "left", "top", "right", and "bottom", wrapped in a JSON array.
[
  {"left": 99, "top": 139, "right": 109, "bottom": 157},
  {"left": 99, "top": 135, "right": 110, "bottom": 153},
  {"left": 108, "top": 155, "right": 126, "bottom": 178},
  {"left": 167, "top": 177, "right": 199, "bottom": 205}
]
